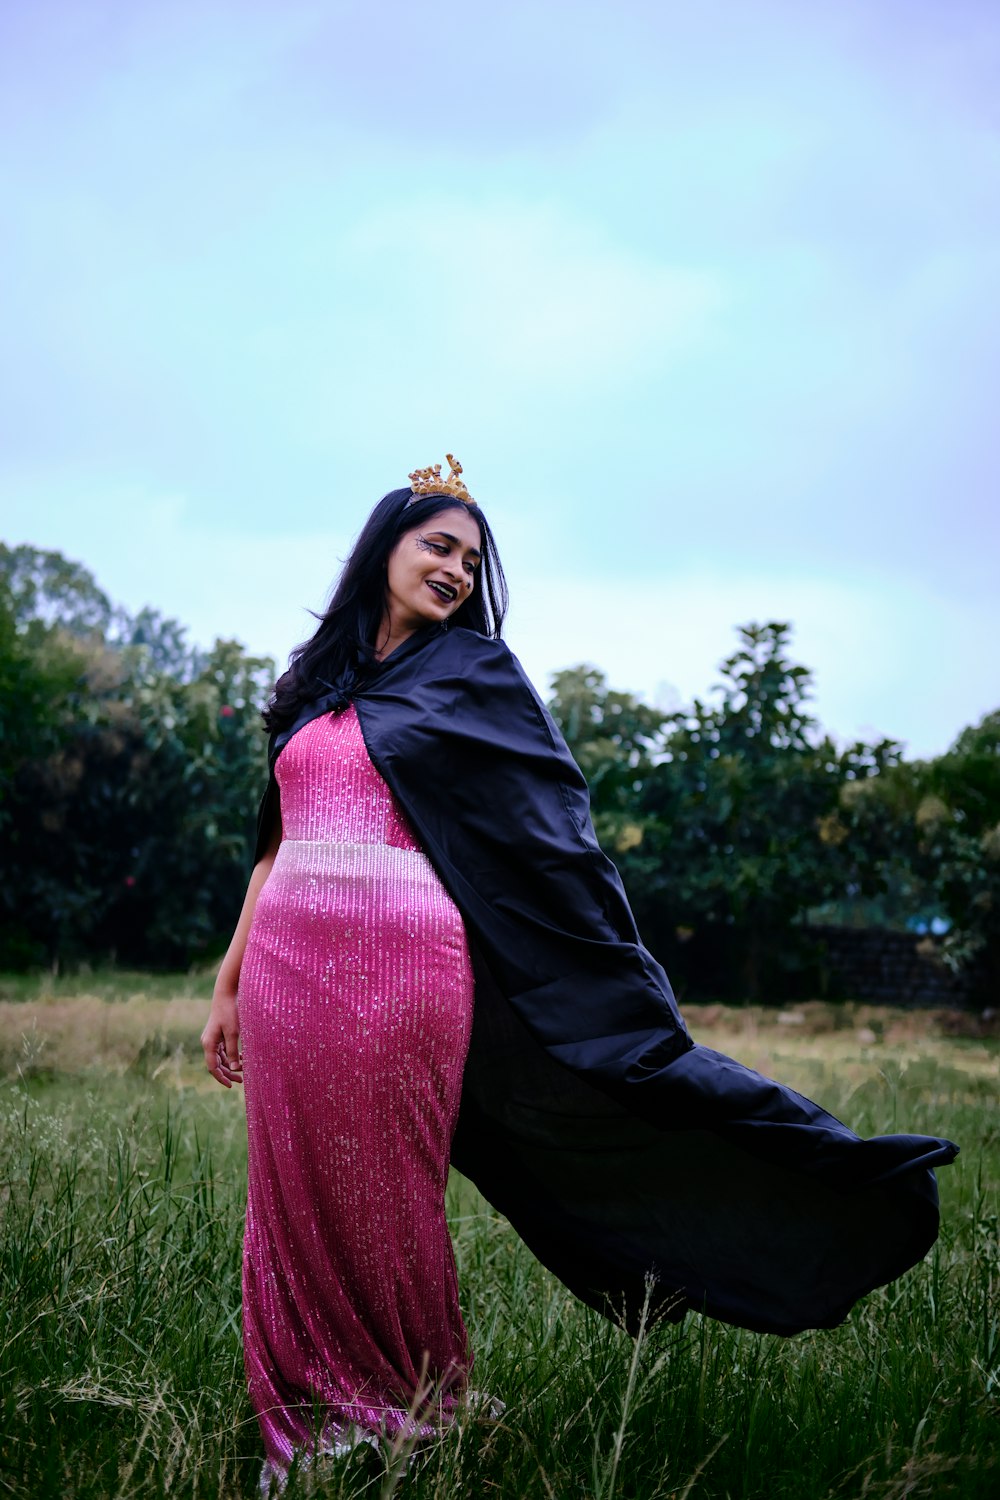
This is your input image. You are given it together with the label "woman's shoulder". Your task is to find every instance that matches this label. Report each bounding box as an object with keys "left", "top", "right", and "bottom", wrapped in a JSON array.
[
  {"left": 442, "top": 626, "right": 512, "bottom": 656},
  {"left": 373, "top": 627, "right": 544, "bottom": 717},
  {"left": 421, "top": 631, "right": 561, "bottom": 740},
  {"left": 431, "top": 629, "right": 534, "bottom": 687}
]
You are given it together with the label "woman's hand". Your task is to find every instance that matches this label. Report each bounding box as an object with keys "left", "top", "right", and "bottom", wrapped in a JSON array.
[
  {"left": 201, "top": 989, "right": 243, "bottom": 1088},
  {"left": 200, "top": 823, "right": 280, "bottom": 1089}
]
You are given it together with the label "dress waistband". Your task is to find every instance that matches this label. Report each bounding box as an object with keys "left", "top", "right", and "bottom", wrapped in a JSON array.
[{"left": 278, "top": 837, "right": 426, "bottom": 855}]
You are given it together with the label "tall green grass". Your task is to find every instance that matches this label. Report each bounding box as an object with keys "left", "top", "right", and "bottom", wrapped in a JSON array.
[{"left": 0, "top": 1010, "right": 996, "bottom": 1498}]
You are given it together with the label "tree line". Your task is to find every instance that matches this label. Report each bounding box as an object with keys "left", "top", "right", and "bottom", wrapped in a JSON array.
[{"left": 1, "top": 544, "right": 997, "bottom": 1001}]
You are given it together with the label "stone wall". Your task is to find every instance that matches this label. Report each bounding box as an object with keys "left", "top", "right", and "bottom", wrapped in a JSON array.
[{"left": 807, "top": 925, "right": 971, "bottom": 1008}]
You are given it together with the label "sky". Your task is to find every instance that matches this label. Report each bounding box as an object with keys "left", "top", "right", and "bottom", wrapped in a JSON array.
[{"left": 1, "top": 0, "right": 997, "bottom": 757}]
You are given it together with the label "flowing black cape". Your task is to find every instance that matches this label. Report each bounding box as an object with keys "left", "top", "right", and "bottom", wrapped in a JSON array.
[{"left": 254, "top": 625, "right": 959, "bottom": 1336}]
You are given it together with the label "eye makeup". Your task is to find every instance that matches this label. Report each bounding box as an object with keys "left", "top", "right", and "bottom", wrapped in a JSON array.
[{"left": 415, "top": 532, "right": 481, "bottom": 567}]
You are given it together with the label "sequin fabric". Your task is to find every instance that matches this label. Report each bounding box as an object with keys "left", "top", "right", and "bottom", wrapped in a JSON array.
[{"left": 238, "top": 704, "right": 474, "bottom": 1473}]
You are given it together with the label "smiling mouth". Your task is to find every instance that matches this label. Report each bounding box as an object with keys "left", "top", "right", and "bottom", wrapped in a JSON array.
[{"left": 426, "top": 581, "right": 458, "bottom": 603}]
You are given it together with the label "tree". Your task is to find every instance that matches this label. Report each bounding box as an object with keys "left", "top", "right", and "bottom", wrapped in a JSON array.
[
  {"left": 118, "top": 606, "right": 207, "bottom": 679},
  {"left": 841, "top": 710, "right": 1000, "bottom": 1001},
  {"left": 547, "top": 665, "right": 668, "bottom": 855},
  {"left": 629, "top": 625, "right": 898, "bottom": 997},
  {"left": 0, "top": 542, "right": 113, "bottom": 637},
  {"left": 0, "top": 546, "right": 274, "bottom": 968},
  {"left": 929, "top": 712, "right": 1000, "bottom": 995},
  {"left": 113, "top": 636, "right": 274, "bottom": 964}
]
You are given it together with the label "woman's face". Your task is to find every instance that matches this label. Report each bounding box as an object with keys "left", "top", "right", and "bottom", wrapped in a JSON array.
[{"left": 383, "top": 506, "right": 482, "bottom": 632}]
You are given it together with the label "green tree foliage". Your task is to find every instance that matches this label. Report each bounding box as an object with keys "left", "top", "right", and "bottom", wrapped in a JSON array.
[
  {"left": 0, "top": 542, "right": 114, "bottom": 635},
  {"left": 934, "top": 713, "right": 1000, "bottom": 994},
  {"left": 0, "top": 585, "right": 88, "bottom": 812},
  {"left": 0, "top": 544, "right": 274, "bottom": 968},
  {"left": 116, "top": 636, "right": 275, "bottom": 963},
  {"left": 547, "top": 665, "right": 668, "bottom": 853},
  {"left": 3, "top": 543, "right": 997, "bottom": 997},
  {"left": 548, "top": 625, "right": 981, "bottom": 1001},
  {"left": 840, "top": 711, "right": 1000, "bottom": 1000},
  {"left": 648, "top": 626, "right": 908, "bottom": 995}
]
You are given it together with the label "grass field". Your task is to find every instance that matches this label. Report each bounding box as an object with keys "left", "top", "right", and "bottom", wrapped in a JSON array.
[{"left": 0, "top": 973, "right": 996, "bottom": 1499}]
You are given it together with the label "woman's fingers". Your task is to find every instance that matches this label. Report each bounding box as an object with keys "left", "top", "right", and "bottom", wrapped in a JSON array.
[
  {"left": 224, "top": 1022, "right": 242, "bottom": 1071},
  {"left": 217, "top": 1037, "right": 244, "bottom": 1085},
  {"left": 200, "top": 1016, "right": 243, "bottom": 1088},
  {"left": 221, "top": 1020, "right": 243, "bottom": 1084},
  {"left": 201, "top": 1026, "right": 230, "bottom": 1088}
]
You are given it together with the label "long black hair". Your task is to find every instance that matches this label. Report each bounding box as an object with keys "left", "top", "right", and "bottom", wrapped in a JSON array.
[{"left": 263, "top": 486, "right": 508, "bottom": 734}]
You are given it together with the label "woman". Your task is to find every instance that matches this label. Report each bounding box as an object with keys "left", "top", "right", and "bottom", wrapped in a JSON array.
[{"left": 202, "top": 459, "right": 957, "bottom": 1480}]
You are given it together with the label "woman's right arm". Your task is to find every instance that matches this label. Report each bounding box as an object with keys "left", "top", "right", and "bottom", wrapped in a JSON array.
[{"left": 200, "top": 815, "right": 282, "bottom": 1088}]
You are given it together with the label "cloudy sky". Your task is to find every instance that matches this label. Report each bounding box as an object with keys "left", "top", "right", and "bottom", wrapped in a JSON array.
[{"left": 2, "top": 0, "right": 997, "bottom": 756}]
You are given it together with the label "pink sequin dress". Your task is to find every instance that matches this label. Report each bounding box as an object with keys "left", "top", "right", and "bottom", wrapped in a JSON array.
[{"left": 237, "top": 705, "right": 474, "bottom": 1472}]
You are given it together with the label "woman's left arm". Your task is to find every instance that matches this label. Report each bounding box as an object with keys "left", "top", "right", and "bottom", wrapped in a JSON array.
[{"left": 200, "top": 813, "right": 282, "bottom": 1087}]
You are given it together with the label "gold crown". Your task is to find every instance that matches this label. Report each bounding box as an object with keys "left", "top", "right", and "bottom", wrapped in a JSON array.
[{"left": 407, "top": 454, "right": 477, "bottom": 508}]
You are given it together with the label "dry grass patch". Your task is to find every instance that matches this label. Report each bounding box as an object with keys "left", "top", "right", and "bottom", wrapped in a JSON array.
[{"left": 1, "top": 978, "right": 997, "bottom": 1101}]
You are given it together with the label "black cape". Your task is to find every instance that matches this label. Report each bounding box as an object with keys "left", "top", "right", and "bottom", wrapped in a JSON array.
[{"left": 254, "top": 625, "right": 958, "bottom": 1336}]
